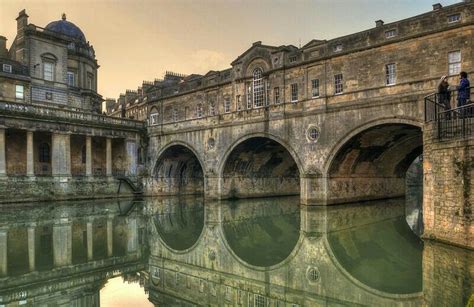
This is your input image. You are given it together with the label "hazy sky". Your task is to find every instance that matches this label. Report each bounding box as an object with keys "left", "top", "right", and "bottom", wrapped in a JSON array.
[{"left": 1, "top": 0, "right": 461, "bottom": 100}]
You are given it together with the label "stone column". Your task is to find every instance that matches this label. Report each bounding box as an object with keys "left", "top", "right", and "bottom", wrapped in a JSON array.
[
  {"left": 27, "top": 223, "right": 36, "bottom": 271},
  {"left": 86, "top": 136, "right": 92, "bottom": 177},
  {"left": 52, "top": 133, "right": 71, "bottom": 176},
  {"left": 87, "top": 219, "right": 93, "bottom": 261},
  {"left": 300, "top": 175, "right": 327, "bottom": 205},
  {"left": 126, "top": 140, "right": 137, "bottom": 176},
  {"left": 0, "top": 228, "right": 7, "bottom": 276},
  {"left": 0, "top": 128, "right": 6, "bottom": 177},
  {"left": 127, "top": 217, "right": 138, "bottom": 253},
  {"left": 53, "top": 219, "right": 72, "bottom": 267},
  {"left": 26, "top": 130, "right": 34, "bottom": 176},
  {"left": 107, "top": 216, "right": 113, "bottom": 257},
  {"left": 106, "top": 138, "right": 112, "bottom": 177}
]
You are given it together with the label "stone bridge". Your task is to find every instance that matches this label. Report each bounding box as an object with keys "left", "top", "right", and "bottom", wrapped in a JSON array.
[{"left": 146, "top": 95, "right": 423, "bottom": 204}]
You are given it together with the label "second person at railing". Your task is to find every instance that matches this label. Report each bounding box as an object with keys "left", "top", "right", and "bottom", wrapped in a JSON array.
[
  {"left": 438, "top": 75, "right": 451, "bottom": 111},
  {"left": 457, "top": 71, "right": 470, "bottom": 108}
]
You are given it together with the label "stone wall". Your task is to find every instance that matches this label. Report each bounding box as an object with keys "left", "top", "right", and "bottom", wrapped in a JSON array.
[
  {"left": 423, "top": 123, "right": 474, "bottom": 249},
  {"left": 0, "top": 177, "right": 134, "bottom": 203}
]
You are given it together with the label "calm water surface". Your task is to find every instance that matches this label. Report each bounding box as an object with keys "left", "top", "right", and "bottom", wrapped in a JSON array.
[{"left": 0, "top": 196, "right": 472, "bottom": 306}]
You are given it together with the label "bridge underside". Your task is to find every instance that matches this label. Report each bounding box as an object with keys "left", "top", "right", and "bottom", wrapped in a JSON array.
[
  {"left": 148, "top": 145, "right": 204, "bottom": 196},
  {"left": 327, "top": 124, "right": 422, "bottom": 204},
  {"left": 221, "top": 137, "right": 300, "bottom": 199}
]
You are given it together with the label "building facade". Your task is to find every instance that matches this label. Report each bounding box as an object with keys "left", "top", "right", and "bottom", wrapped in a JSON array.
[{"left": 0, "top": 10, "right": 144, "bottom": 202}]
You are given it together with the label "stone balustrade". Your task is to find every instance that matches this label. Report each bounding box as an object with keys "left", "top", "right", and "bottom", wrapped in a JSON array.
[{"left": 0, "top": 100, "right": 145, "bottom": 130}]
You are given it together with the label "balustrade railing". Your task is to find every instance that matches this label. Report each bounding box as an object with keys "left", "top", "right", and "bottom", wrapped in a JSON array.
[
  {"left": 424, "top": 87, "right": 473, "bottom": 140},
  {"left": 0, "top": 100, "right": 145, "bottom": 129}
]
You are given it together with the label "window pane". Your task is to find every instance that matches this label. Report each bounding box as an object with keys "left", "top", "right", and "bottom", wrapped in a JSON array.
[
  {"left": 335, "top": 74, "right": 343, "bottom": 94},
  {"left": 253, "top": 68, "right": 264, "bottom": 107},
  {"left": 291, "top": 83, "right": 298, "bottom": 102},
  {"left": 44, "top": 62, "right": 54, "bottom": 81},
  {"left": 15, "top": 85, "right": 24, "bottom": 99},
  {"left": 311, "top": 79, "right": 319, "bottom": 97}
]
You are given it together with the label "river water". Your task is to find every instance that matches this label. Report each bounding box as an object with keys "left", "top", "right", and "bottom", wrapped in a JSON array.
[{"left": 0, "top": 196, "right": 472, "bottom": 306}]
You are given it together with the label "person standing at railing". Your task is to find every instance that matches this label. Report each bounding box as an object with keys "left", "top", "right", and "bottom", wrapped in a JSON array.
[
  {"left": 438, "top": 75, "right": 451, "bottom": 111},
  {"left": 457, "top": 71, "right": 470, "bottom": 107},
  {"left": 457, "top": 71, "right": 471, "bottom": 117}
]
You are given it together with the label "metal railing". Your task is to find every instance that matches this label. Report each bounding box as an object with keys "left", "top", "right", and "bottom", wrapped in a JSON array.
[
  {"left": 424, "top": 86, "right": 473, "bottom": 140},
  {"left": 0, "top": 100, "right": 145, "bottom": 130}
]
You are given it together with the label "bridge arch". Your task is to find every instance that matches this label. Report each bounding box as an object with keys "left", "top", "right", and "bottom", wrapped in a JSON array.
[
  {"left": 151, "top": 141, "right": 205, "bottom": 196},
  {"left": 325, "top": 118, "right": 423, "bottom": 204},
  {"left": 218, "top": 133, "right": 303, "bottom": 199}
]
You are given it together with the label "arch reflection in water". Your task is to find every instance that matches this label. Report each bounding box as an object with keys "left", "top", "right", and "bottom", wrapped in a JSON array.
[
  {"left": 221, "top": 196, "right": 300, "bottom": 267},
  {"left": 326, "top": 198, "right": 423, "bottom": 294},
  {"left": 152, "top": 196, "right": 205, "bottom": 251}
]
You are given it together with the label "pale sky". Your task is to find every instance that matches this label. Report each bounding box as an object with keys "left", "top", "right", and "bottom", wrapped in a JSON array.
[{"left": 0, "top": 0, "right": 461, "bottom": 100}]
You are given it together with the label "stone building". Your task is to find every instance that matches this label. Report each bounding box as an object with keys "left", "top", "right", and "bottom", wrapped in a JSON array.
[{"left": 0, "top": 10, "right": 144, "bottom": 202}]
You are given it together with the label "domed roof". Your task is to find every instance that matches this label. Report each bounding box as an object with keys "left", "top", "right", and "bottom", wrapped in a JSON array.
[{"left": 45, "top": 13, "right": 86, "bottom": 42}]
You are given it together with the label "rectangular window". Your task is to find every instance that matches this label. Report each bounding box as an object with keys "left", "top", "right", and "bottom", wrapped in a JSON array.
[
  {"left": 311, "top": 79, "right": 320, "bottom": 97},
  {"left": 196, "top": 104, "right": 203, "bottom": 118},
  {"left": 274, "top": 87, "right": 280, "bottom": 104},
  {"left": 236, "top": 95, "right": 241, "bottom": 111},
  {"left": 172, "top": 108, "right": 178, "bottom": 122},
  {"left": 334, "top": 74, "right": 343, "bottom": 94},
  {"left": 15, "top": 85, "right": 24, "bottom": 99},
  {"left": 150, "top": 112, "right": 159, "bottom": 125},
  {"left": 45, "top": 92, "right": 53, "bottom": 100},
  {"left": 2, "top": 64, "right": 12, "bottom": 73},
  {"left": 448, "top": 51, "right": 461, "bottom": 75},
  {"left": 289, "top": 56, "right": 297, "bottom": 63},
  {"left": 247, "top": 85, "right": 252, "bottom": 109},
  {"left": 209, "top": 102, "right": 216, "bottom": 116},
  {"left": 385, "top": 63, "right": 396, "bottom": 85},
  {"left": 87, "top": 74, "right": 93, "bottom": 90},
  {"left": 334, "top": 44, "right": 343, "bottom": 52},
  {"left": 43, "top": 62, "right": 54, "bottom": 81},
  {"left": 291, "top": 83, "right": 298, "bottom": 102},
  {"left": 385, "top": 29, "right": 397, "bottom": 38},
  {"left": 224, "top": 97, "right": 231, "bottom": 113},
  {"left": 448, "top": 14, "right": 461, "bottom": 23},
  {"left": 67, "top": 71, "right": 75, "bottom": 86}
]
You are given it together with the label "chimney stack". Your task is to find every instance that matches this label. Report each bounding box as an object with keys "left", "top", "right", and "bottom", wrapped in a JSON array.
[
  {"left": 16, "top": 9, "right": 29, "bottom": 32},
  {"left": 375, "top": 20, "right": 384, "bottom": 27},
  {"left": 432, "top": 3, "right": 443, "bottom": 10},
  {"left": 0, "top": 36, "right": 7, "bottom": 58}
]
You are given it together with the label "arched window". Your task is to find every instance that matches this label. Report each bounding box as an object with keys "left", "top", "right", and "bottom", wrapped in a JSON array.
[
  {"left": 149, "top": 107, "right": 159, "bottom": 126},
  {"left": 39, "top": 143, "right": 50, "bottom": 163},
  {"left": 196, "top": 103, "right": 203, "bottom": 118},
  {"left": 81, "top": 145, "right": 86, "bottom": 164},
  {"left": 253, "top": 68, "right": 264, "bottom": 108}
]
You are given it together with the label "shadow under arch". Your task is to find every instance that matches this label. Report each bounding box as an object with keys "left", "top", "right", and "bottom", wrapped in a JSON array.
[
  {"left": 218, "top": 133, "right": 303, "bottom": 200},
  {"left": 324, "top": 119, "right": 423, "bottom": 204},
  {"left": 151, "top": 141, "right": 205, "bottom": 196}
]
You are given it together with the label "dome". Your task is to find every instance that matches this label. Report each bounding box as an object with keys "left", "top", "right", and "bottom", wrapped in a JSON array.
[{"left": 45, "top": 14, "right": 86, "bottom": 42}]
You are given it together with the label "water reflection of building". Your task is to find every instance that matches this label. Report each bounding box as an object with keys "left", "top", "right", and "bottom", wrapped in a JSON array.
[
  {"left": 0, "top": 199, "right": 146, "bottom": 306},
  {"left": 147, "top": 197, "right": 474, "bottom": 306}
]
